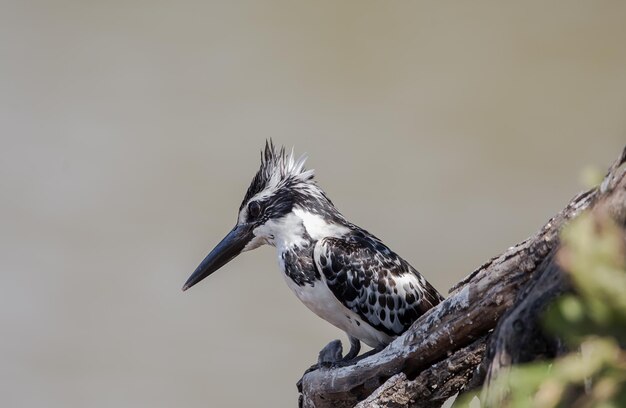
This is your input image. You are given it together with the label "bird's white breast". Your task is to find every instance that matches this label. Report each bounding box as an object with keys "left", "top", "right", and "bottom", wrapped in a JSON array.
[
  {"left": 278, "top": 251, "right": 393, "bottom": 349},
  {"left": 269, "top": 209, "right": 392, "bottom": 348}
]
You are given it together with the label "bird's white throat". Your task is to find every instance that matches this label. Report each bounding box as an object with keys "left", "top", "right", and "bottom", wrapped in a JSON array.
[
  {"left": 248, "top": 209, "right": 350, "bottom": 252},
  {"left": 293, "top": 208, "right": 350, "bottom": 241}
]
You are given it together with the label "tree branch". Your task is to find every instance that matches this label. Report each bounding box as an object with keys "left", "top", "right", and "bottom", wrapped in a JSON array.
[
  {"left": 298, "top": 145, "right": 626, "bottom": 407},
  {"left": 355, "top": 337, "right": 487, "bottom": 408},
  {"left": 483, "top": 146, "right": 626, "bottom": 389}
]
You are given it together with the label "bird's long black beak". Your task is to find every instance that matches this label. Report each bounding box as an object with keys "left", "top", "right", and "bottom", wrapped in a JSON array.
[{"left": 182, "top": 223, "right": 255, "bottom": 291}]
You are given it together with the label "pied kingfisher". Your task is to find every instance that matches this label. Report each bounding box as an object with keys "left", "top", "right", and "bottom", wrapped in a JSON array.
[{"left": 183, "top": 141, "right": 443, "bottom": 364}]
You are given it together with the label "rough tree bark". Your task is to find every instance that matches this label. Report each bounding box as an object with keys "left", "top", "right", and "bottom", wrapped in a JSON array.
[{"left": 298, "top": 145, "right": 626, "bottom": 408}]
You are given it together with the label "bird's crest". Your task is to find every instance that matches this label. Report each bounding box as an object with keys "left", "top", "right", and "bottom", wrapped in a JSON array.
[{"left": 240, "top": 140, "right": 315, "bottom": 209}]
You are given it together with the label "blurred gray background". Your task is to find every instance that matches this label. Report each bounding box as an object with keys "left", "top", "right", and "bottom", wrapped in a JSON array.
[{"left": 1, "top": 1, "right": 625, "bottom": 407}]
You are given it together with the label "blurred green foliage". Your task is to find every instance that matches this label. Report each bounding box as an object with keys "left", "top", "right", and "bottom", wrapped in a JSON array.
[
  {"left": 455, "top": 212, "right": 626, "bottom": 408},
  {"left": 547, "top": 213, "right": 626, "bottom": 347}
]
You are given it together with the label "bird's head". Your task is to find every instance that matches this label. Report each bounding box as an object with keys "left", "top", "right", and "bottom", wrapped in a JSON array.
[{"left": 182, "top": 141, "right": 345, "bottom": 291}]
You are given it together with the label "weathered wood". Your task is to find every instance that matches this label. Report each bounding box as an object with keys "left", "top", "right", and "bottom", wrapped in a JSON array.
[
  {"left": 298, "top": 145, "right": 626, "bottom": 407},
  {"left": 484, "top": 146, "right": 626, "bottom": 388},
  {"left": 355, "top": 337, "right": 487, "bottom": 408},
  {"left": 482, "top": 250, "right": 568, "bottom": 389}
]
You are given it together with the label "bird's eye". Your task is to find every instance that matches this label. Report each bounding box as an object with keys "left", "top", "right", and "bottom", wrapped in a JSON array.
[{"left": 248, "top": 201, "right": 262, "bottom": 219}]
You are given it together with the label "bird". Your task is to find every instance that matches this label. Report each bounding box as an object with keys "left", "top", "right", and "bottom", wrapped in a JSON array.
[{"left": 182, "top": 141, "right": 444, "bottom": 365}]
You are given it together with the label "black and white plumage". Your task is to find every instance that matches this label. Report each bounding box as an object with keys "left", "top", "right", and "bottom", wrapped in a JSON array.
[{"left": 183, "top": 141, "right": 444, "bottom": 361}]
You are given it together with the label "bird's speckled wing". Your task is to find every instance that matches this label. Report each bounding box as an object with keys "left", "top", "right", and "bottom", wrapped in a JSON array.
[{"left": 314, "top": 234, "right": 444, "bottom": 337}]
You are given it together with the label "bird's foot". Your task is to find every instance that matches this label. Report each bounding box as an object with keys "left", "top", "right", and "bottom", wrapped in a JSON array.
[
  {"left": 297, "top": 339, "right": 344, "bottom": 393},
  {"left": 297, "top": 341, "right": 384, "bottom": 393},
  {"left": 299, "top": 339, "right": 341, "bottom": 379},
  {"left": 307, "top": 336, "right": 362, "bottom": 372},
  {"left": 318, "top": 339, "right": 344, "bottom": 366},
  {"left": 299, "top": 339, "right": 346, "bottom": 378}
]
